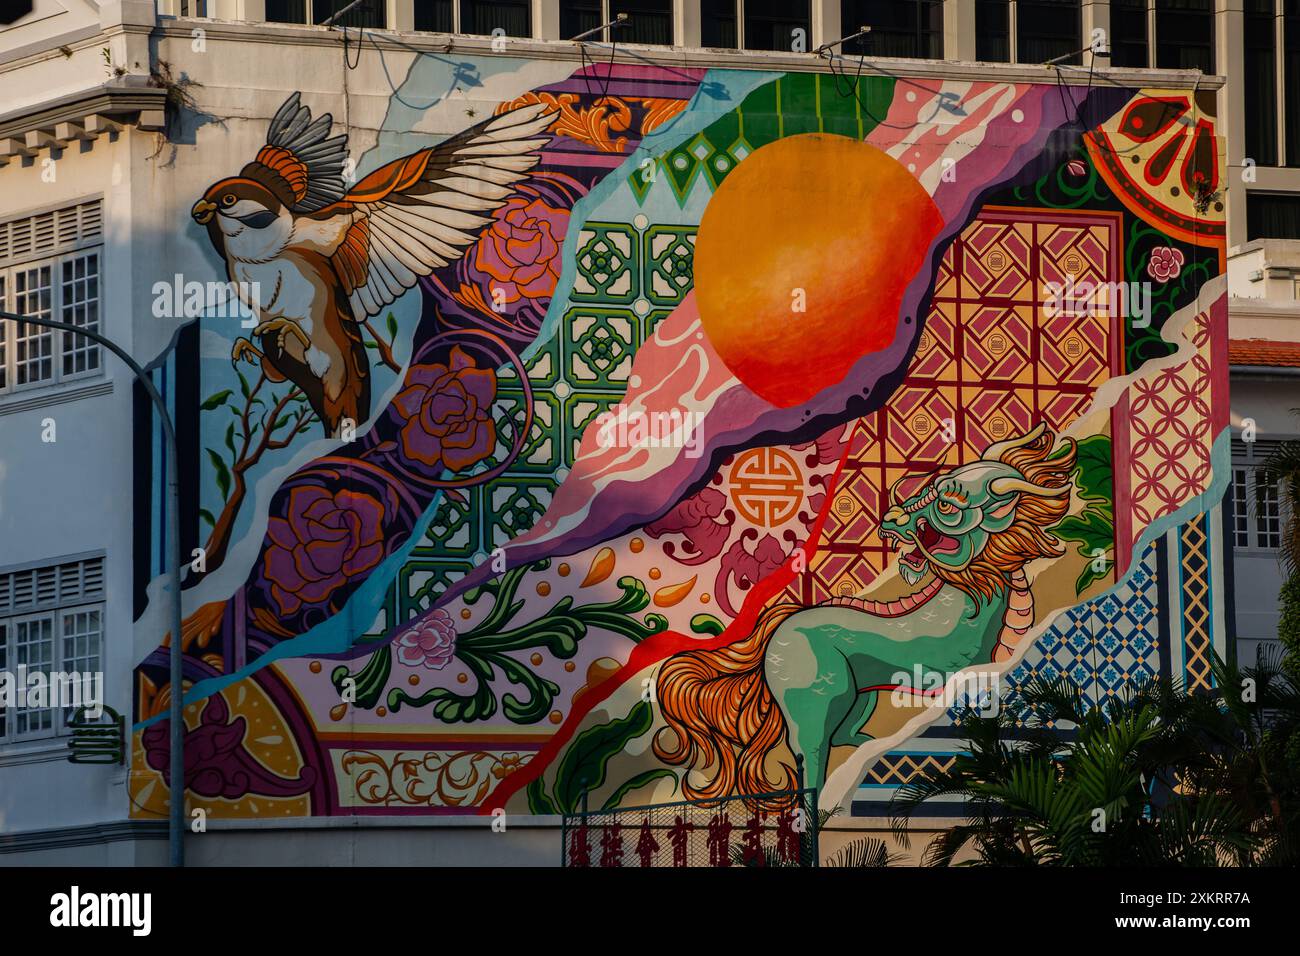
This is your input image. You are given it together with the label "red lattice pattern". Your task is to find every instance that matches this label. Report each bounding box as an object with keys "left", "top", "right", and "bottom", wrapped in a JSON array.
[{"left": 788, "top": 208, "right": 1123, "bottom": 605}]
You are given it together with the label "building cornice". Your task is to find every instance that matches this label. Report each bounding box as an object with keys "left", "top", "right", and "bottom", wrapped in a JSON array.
[{"left": 0, "top": 78, "right": 167, "bottom": 166}]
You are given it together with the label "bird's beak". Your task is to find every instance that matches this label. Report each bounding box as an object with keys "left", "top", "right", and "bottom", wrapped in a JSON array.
[{"left": 192, "top": 199, "right": 217, "bottom": 225}]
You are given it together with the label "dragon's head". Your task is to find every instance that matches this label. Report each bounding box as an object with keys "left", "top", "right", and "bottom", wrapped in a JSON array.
[{"left": 880, "top": 423, "right": 1076, "bottom": 603}]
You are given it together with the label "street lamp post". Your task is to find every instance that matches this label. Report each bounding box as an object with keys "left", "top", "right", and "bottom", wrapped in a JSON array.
[{"left": 0, "top": 310, "right": 185, "bottom": 867}]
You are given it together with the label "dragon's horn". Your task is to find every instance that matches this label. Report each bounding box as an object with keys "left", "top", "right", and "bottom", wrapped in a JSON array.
[
  {"left": 989, "top": 476, "right": 1071, "bottom": 498},
  {"left": 983, "top": 422, "right": 1049, "bottom": 462},
  {"left": 888, "top": 471, "right": 909, "bottom": 506}
]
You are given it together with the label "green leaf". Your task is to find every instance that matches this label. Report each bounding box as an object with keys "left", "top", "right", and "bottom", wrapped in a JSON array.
[
  {"left": 206, "top": 448, "right": 231, "bottom": 501},
  {"left": 237, "top": 370, "right": 251, "bottom": 400},
  {"left": 198, "top": 508, "right": 216, "bottom": 528},
  {"left": 526, "top": 777, "right": 558, "bottom": 815},
  {"left": 331, "top": 645, "right": 392, "bottom": 710},
  {"left": 224, "top": 421, "right": 236, "bottom": 456},
  {"left": 386, "top": 311, "right": 398, "bottom": 339},
  {"left": 600, "top": 768, "right": 677, "bottom": 810},
  {"left": 1054, "top": 511, "right": 1112, "bottom": 553},
  {"left": 1073, "top": 435, "right": 1114, "bottom": 510},
  {"left": 201, "top": 389, "right": 233, "bottom": 411},
  {"left": 689, "top": 613, "right": 726, "bottom": 636},
  {"left": 553, "top": 700, "right": 655, "bottom": 813}
]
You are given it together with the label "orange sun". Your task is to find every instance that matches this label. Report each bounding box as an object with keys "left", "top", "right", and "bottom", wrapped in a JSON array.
[{"left": 693, "top": 134, "right": 943, "bottom": 407}]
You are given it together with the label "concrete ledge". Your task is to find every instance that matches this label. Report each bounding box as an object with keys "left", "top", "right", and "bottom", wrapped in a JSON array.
[{"left": 153, "top": 16, "right": 1225, "bottom": 90}]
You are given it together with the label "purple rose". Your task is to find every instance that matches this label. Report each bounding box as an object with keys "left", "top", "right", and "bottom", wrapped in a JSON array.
[
  {"left": 393, "top": 345, "right": 497, "bottom": 472},
  {"left": 262, "top": 486, "right": 386, "bottom": 616},
  {"left": 474, "top": 192, "right": 567, "bottom": 304},
  {"left": 395, "top": 608, "right": 457, "bottom": 670}
]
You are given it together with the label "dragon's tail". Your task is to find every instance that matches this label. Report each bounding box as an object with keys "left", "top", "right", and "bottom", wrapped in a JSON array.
[{"left": 653, "top": 602, "right": 802, "bottom": 807}]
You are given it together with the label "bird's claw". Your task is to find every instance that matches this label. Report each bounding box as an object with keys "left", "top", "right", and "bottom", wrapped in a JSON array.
[
  {"left": 231, "top": 338, "right": 261, "bottom": 366},
  {"left": 252, "top": 318, "right": 310, "bottom": 353}
]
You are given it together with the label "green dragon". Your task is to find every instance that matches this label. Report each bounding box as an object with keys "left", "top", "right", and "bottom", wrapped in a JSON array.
[{"left": 654, "top": 423, "right": 1078, "bottom": 801}]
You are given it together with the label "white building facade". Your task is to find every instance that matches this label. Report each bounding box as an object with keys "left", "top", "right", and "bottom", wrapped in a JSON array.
[{"left": 0, "top": 0, "right": 1283, "bottom": 864}]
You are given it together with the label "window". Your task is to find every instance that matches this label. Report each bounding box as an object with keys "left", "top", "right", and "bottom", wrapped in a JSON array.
[
  {"left": 697, "top": 0, "right": 810, "bottom": 50},
  {"left": 743, "top": 0, "right": 810, "bottom": 51},
  {"left": 265, "top": 0, "right": 387, "bottom": 27},
  {"left": 975, "top": 0, "right": 1010, "bottom": 63},
  {"left": 0, "top": 556, "right": 104, "bottom": 744},
  {"left": 842, "top": 0, "right": 942, "bottom": 59},
  {"left": 415, "top": 1, "right": 454, "bottom": 31},
  {"left": 1233, "top": 441, "right": 1289, "bottom": 552},
  {"left": 1247, "top": 193, "right": 1300, "bottom": 240},
  {"left": 701, "top": 0, "right": 738, "bottom": 47},
  {"left": 0, "top": 201, "right": 103, "bottom": 395},
  {"left": 1155, "top": 0, "right": 1214, "bottom": 73},
  {"left": 1109, "top": 0, "right": 1149, "bottom": 68},
  {"left": 1017, "top": 0, "right": 1081, "bottom": 65},
  {"left": 460, "top": 0, "right": 531, "bottom": 35},
  {"left": 562, "top": 1, "right": 673, "bottom": 43},
  {"left": 1246, "top": 0, "right": 1279, "bottom": 167},
  {"left": 1287, "top": 0, "right": 1300, "bottom": 166}
]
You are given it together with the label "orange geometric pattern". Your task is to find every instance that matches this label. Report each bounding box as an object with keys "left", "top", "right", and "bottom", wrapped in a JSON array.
[
  {"left": 727, "top": 448, "right": 806, "bottom": 527},
  {"left": 787, "top": 207, "right": 1124, "bottom": 605}
]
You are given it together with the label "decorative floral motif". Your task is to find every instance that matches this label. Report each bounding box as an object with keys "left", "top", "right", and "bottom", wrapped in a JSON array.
[
  {"left": 262, "top": 486, "right": 386, "bottom": 615},
  {"left": 1147, "top": 246, "right": 1185, "bottom": 283},
  {"left": 475, "top": 193, "right": 567, "bottom": 305},
  {"left": 393, "top": 346, "right": 497, "bottom": 472},
  {"left": 395, "top": 608, "right": 458, "bottom": 670}
]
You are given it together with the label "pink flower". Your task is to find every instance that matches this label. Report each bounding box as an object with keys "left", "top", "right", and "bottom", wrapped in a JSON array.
[
  {"left": 395, "top": 608, "right": 457, "bottom": 670},
  {"left": 1147, "top": 246, "right": 1185, "bottom": 283}
]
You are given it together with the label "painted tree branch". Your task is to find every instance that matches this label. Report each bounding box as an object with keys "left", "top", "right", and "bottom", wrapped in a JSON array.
[{"left": 198, "top": 371, "right": 316, "bottom": 578}]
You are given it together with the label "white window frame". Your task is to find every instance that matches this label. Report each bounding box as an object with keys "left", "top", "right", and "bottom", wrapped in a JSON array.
[
  {"left": 264, "top": 0, "right": 390, "bottom": 27},
  {"left": 708, "top": 0, "right": 811, "bottom": 51},
  {"left": 0, "top": 556, "right": 105, "bottom": 746},
  {"left": 1232, "top": 440, "right": 1291, "bottom": 555},
  {"left": 0, "top": 200, "right": 104, "bottom": 399}
]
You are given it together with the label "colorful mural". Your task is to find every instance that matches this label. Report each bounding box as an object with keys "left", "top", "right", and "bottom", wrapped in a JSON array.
[{"left": 128, "top": 62, "right": 1230, "bottom": 823}]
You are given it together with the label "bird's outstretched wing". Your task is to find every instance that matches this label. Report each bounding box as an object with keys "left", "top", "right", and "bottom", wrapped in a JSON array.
[
  {"left": 244, "top": 93, "right": 351, "bottom": 213},
  {"left": 311, "top": 102, "right": 556, "bottom": 320}
]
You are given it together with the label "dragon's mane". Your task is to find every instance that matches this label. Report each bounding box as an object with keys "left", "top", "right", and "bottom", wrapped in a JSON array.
[{"left": 929, "top": 428, "right": 1076, "bottom": 606}]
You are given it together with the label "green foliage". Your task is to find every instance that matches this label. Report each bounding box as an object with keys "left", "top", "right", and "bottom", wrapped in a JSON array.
[
  {"left": 200, "top": 389, "right": 232, "bottom": 411},
  {"left": 205, "top": 448, "right": 231, "bottom": 501},
  {"left": 523, "top": 701, "right": 673, "bottom": 815},
  {"left": 891, "top": 654, "right": 1300, "bottom": 866},
  {"left": 1279, "top": 574, "right": 1300, "bottom": 682},
  {"left": 331, "top": 643, "right": 392, "bottom": 710},
  {"left": 385, "top": 560, "right": 670, "bottom": 724},
  {"left": 1051, "top": 434, "right": 1115, "bottom": 595}
]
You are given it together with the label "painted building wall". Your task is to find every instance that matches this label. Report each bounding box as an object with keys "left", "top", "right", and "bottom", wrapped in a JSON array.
[
  {"left": 0, "top": 15, "right": 1234, "bottom": 862},
  {"left": 127, "top": 51, "right": 1232, "bottom": 828}
]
